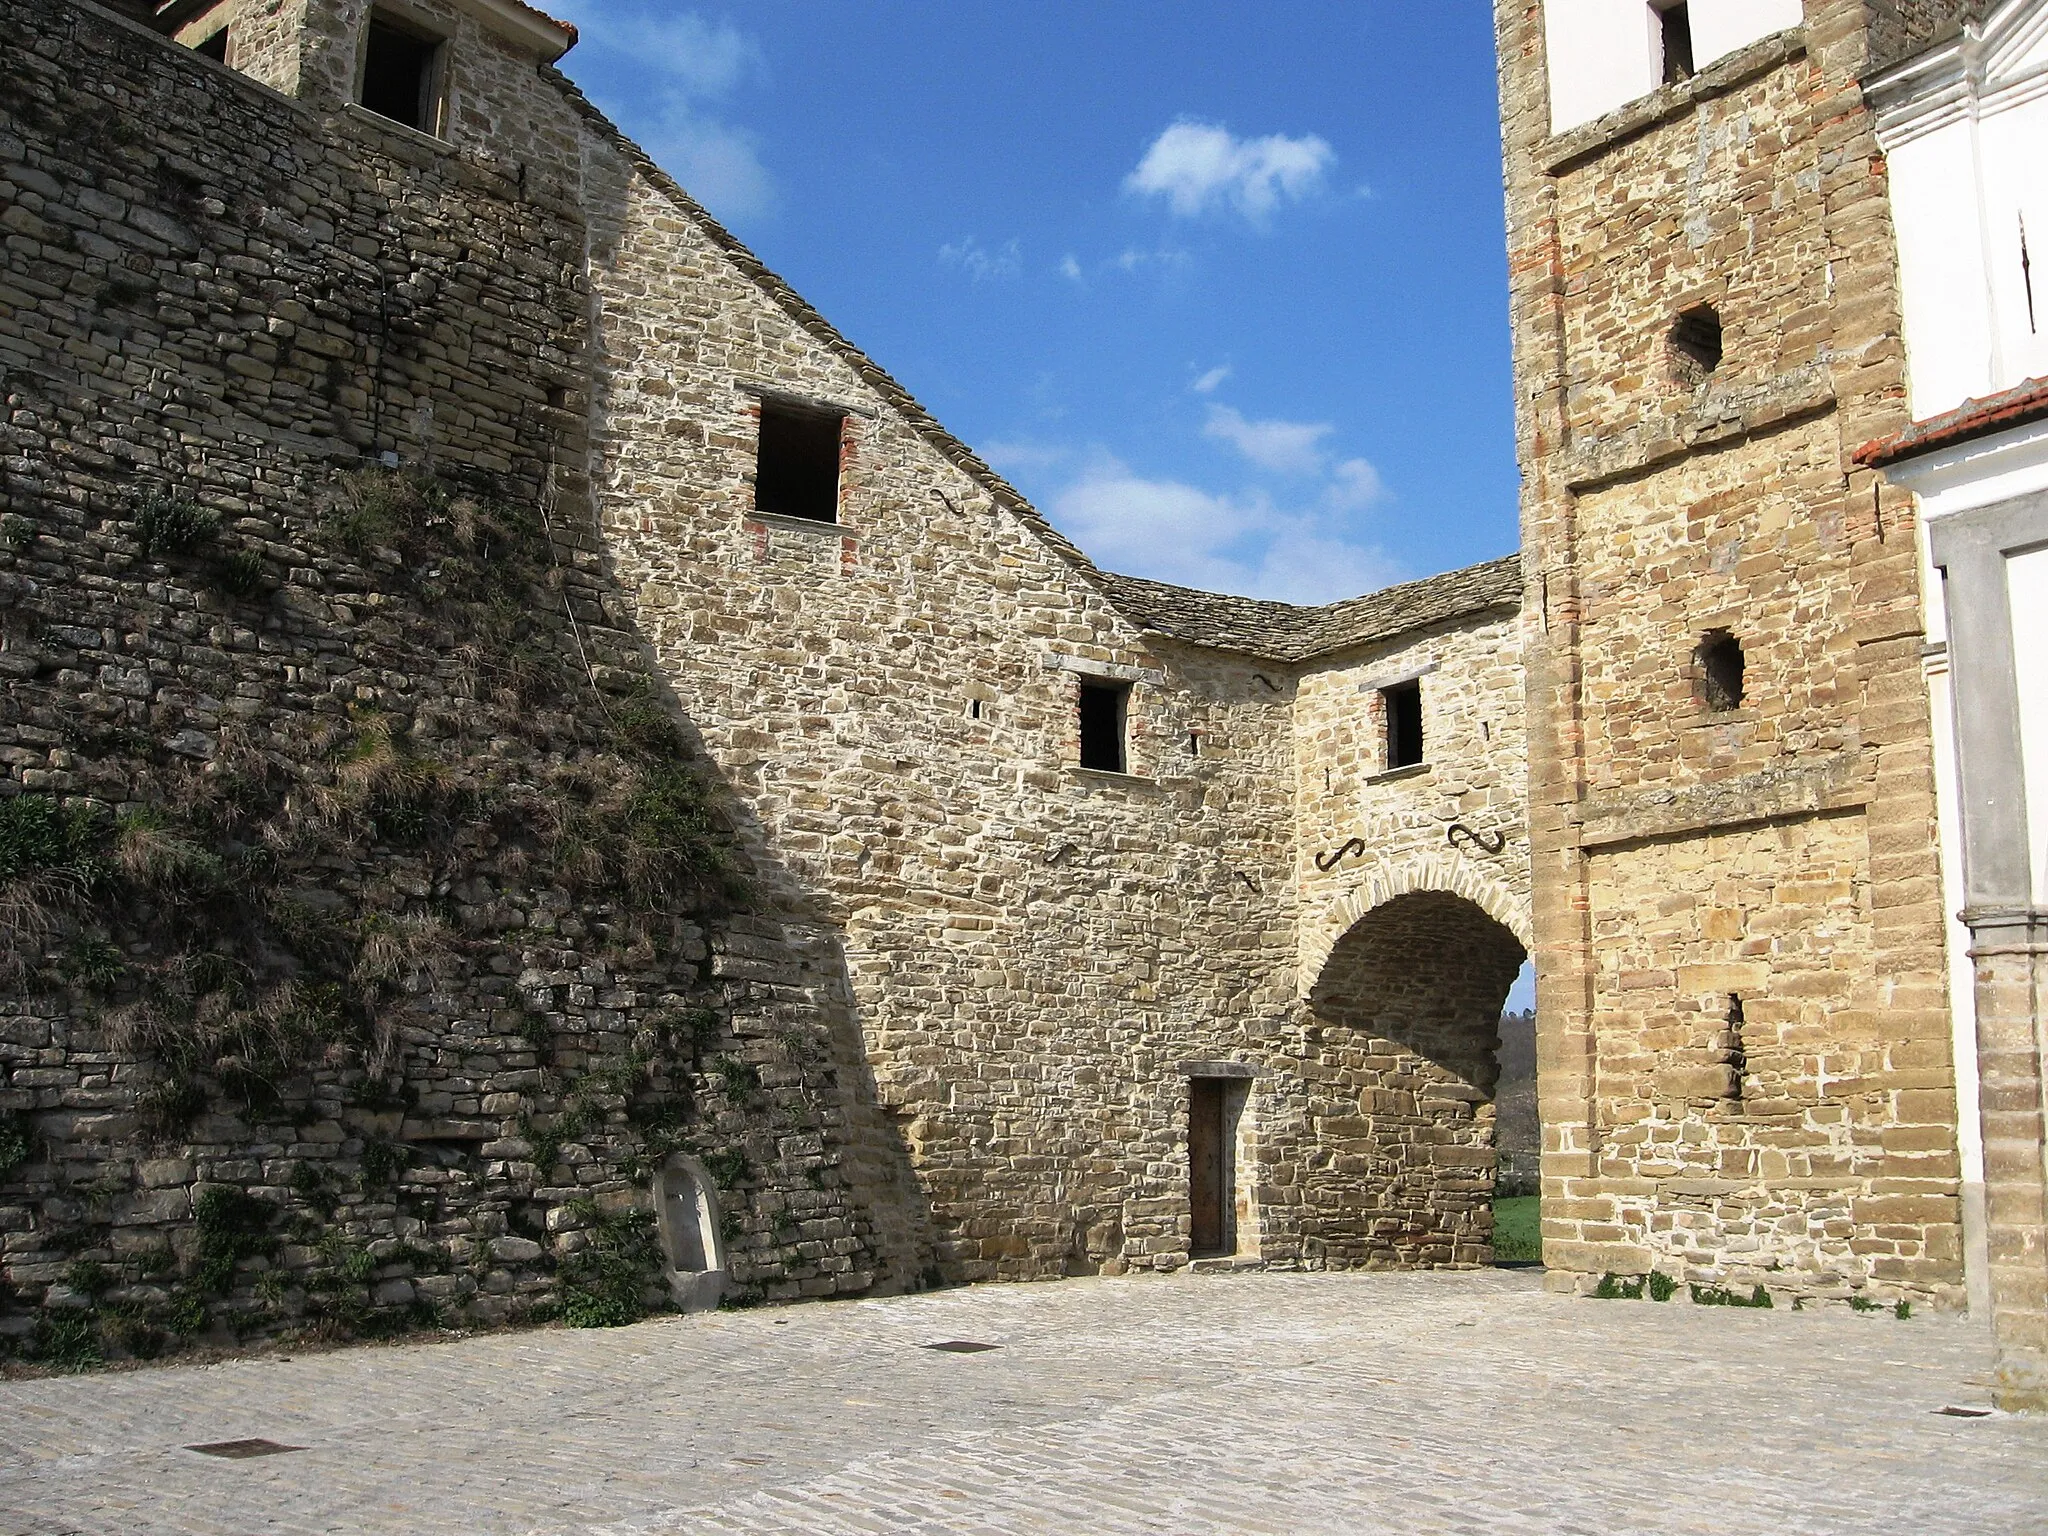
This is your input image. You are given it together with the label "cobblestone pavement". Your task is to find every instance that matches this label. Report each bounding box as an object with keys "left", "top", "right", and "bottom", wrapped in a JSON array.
[{"left": 0, "top": 1269, "right": 2040, "bottom": 1536}]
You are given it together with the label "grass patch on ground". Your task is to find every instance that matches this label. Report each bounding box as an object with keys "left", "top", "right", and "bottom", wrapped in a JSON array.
[{"left": 1492, "top": 1195, "right": 1540, "bottom": 1265}]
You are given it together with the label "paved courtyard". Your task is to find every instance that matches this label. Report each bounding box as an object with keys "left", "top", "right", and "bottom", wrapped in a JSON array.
[{"left": 0, "top": 1269, "right": 2040, "bottom": 1536}]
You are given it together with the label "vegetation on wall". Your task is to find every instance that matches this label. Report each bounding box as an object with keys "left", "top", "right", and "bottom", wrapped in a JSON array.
[{"left": 0, "top": 467, "right": 826, "bottom": 1369}]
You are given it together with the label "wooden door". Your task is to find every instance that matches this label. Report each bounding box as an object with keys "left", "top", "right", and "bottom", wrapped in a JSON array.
[{"left": 1189, "top": 1078, "right": 1227, "bottom": 1255}]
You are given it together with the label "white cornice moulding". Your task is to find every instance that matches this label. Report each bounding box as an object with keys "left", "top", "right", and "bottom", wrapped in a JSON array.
[
  {"left": 1868, "top": 0, "right": 2048, "bottom": 148},
  {"left": 1885, "top": 418, "right": 2048, "bottom": 521}
]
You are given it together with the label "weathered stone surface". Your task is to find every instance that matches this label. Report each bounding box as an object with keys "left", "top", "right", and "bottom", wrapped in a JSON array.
[
  {"left": 0, "top": 0, "right": 1533, "bottom": 1362},
  {"left": 1493, "top": 0, "right": 1964, "bottom": 1306},
  {"left": 1, "top": 1271, "right": 2040, "bottom": 1535}
]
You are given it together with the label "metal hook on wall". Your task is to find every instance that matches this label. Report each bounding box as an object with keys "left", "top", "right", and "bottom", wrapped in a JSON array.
[
  {"left": 1314, "top": 837, "right": 1367, "bottom": 873},
  {"left": 1446, "top": 823, "right": 1507, "bottom": 856}
]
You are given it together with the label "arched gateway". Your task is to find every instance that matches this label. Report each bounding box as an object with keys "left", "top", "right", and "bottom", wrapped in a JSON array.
[{"left": 1291, "top": 873, "right": 1530, "bottom": 1268}]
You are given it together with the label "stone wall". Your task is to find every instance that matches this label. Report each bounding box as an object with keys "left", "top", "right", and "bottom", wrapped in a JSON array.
[
  {"left": 1293, "top": 608, "right": 1530, "bottom": 987},
  {"left": 1864, "top": 0, "right": 1986, "bottom": 68},
  {"left": 0, "top": 0, "right": 1536, "bottom": 1367},
  {"left": 0, "top": 0, "right": 899, "bottom": 1361},
  {"left": 1494, "top": 0, "right": 1965, "bottom": 1304}
]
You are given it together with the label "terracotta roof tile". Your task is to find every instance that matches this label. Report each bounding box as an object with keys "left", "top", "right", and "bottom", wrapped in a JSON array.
[
  {"left": 511, "top": 0, "right": 576, "bottom": 43},
  {"left": 1853, "top": 375, "right": 2048, "bottom": 468}
]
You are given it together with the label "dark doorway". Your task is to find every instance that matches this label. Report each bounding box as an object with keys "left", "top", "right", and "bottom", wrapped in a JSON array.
[
  {"left": 1302, "top": 891, "right": 1528, "bottom": 1267},
  {"left": 1188, "top": 1076, "right": 1246, "bottom": 1256}
]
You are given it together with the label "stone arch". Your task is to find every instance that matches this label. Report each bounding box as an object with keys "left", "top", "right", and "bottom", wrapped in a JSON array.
[
  {"left": 1298, "top": 850, "right": 1531, "bottom": 1000},
  {"left": 653, "top": 1154, "right": 729, "bottom": 1313},
  {"left": 1294, "top": 886, "right": 1529, "bottom": 1270}
]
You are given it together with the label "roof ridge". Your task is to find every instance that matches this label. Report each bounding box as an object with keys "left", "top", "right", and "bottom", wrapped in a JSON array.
[{"left": 1093, "top": 554, "right": 1524, "bottom": 663}]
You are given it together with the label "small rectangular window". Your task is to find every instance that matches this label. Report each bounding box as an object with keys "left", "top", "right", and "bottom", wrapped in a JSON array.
[
  {"left": 754, "top": 401, "right": 843, "bottom": 523},
  {"left": 1657, "top": 3, "right": 1695, "bottom": 85},
  {"left": 194, "top": 29, "right": 229, "bottom": 63},
  {"left": 1077, "top": 679, "right": 1130, "bottom": 774},
  {"left": 1697, "top": 629, "right": 1745, "bottom": 712},
  {"left": 359, "top": 13, "right": 446, "bottom": 136},
  {"left": 1383, "top": 679, "right": 1423, "bottom": 770}
]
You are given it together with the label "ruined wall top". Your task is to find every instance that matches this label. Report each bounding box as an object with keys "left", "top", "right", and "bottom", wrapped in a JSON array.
[{"left": 1863, "top": 0, "right": 1993, "bottom": 71}]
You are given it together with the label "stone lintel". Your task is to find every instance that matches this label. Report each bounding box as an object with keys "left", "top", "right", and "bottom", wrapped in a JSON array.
[
  {"left": 1540, "top": 28, "right": 1808, "bottom": 175},
  {"left": 1178, "top": 1060, "right": 1257, "bottom": 1079},
  {"left": 1556, "top": 365, "right": 1836, "bottom": 493},
  {"left": 736, "top": 380, "right": 879, "bottom": 420},
  {"left": 1355, "top": 659, "right": 1440, "bottom": 692},
  {"left": 1575, "top": 750, "right": 1873, "bottom": 850},
  {"left": 1040, "top": 653, "right": 1165, "bottom": 686}
]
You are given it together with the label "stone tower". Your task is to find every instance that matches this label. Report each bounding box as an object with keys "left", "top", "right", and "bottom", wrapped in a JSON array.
[{"left": 1492, "top": 1, "right": 1973, "bottom": 1305}]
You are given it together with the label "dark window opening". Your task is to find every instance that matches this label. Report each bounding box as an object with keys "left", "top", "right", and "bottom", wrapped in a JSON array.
[
  {"left": 1670, "top": 305, "right": 1723, "bottom": 380},
  {"left": 1657, "top": 3, "right": 1695, "bottom": 84},
  {"left": 1383, "top": 679, "right": 1423, "bottom": 770},
  {"left": 1077, "top": 679, "right": 1130, "bottom": 773},
  {"left": 194, "top": 29, "right": 229, "bottom": 62},
  {"left": 1697, "top": 629, "right": 1745, "bottom": 712},
  {"left": 359, "top": 14, "right": 444, "bottom": 135},
  {"left": 970, "top": 698, "right": 982, "bottom": 721},
  {"left": 754, "top": 401, "right": 843, "bottom": 523}
]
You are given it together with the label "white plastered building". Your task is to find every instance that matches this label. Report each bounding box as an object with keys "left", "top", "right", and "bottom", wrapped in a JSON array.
[{"left": 1860, "top": 0, "right": 2048, "bottom": 1410}]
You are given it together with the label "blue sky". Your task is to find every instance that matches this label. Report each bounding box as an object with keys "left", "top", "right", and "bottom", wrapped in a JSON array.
[{"left": 545, "top": 1, "right": 1519, "bottom": 606}]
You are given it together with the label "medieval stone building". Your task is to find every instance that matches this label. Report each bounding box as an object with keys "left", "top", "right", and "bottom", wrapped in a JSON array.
[
  {"left": 11, "top": 0, "right": 2035, "bottom": 1396},
  {"left": 0, "top": 0, "right": 1533, "bottom": 1356},
  {"left": 1495, "top": 0, "right": 2045, "bottom": 1405}
]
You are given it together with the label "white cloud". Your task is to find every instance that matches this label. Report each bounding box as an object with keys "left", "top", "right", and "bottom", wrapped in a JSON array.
[
  {"left": 939, "top": 237, "right": 1022, "bottom": 282},
  {"left": 1325, "top": 457, "right": 1387, "bottom": 511},
  {"left": 1124, "top": 119, "right": 1336, "bottom": 224},
  {"left": 543, "top": 3, "right": 774, "bottom": 223},
  {"left": 650, "top": 119, "right": 774, "bottom": 223},
  {"left": 1191, "top": 365, "right": 1232, "bottom": 395},
  {"left": 581, "top": 9, "right": 761, "bottom": 97},
  {"left": 1113, "top": 246, "right": 1193, "bottom": 274},
  {"left": 1048, "top": 452, "right": 1401, "bottom": 605},
  {"left": 1203, "top": 405, "right": 1331, "bottom": 476},
  {"left": 980, "top": 439, "right": 1072, "bottom": 473},
  {"left": 1058, "top": 254, "right": 1084, "bottom": 283},
  {"left": 1199, "top": 408, "right": 1388, "bottom": 508}
]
